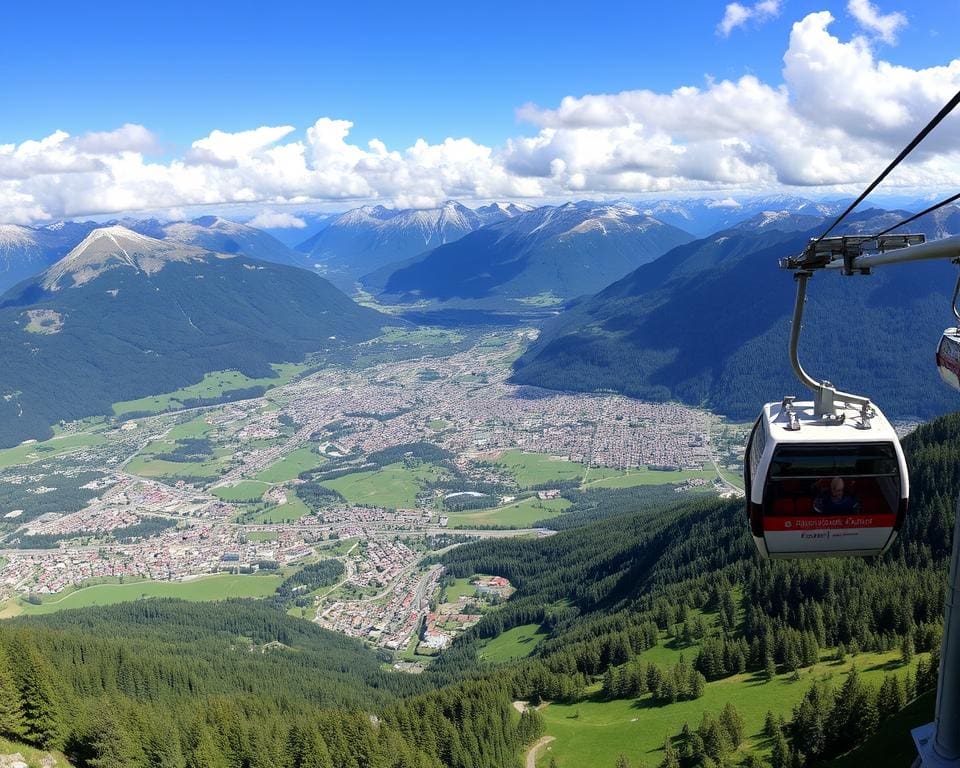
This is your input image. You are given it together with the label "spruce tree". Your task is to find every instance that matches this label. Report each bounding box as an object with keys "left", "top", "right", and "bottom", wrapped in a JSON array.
[{"left": 0, "top": 642, "right": 25, "bottom": 740}]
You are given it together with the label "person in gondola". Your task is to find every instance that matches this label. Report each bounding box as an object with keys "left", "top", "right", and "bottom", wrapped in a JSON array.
[{"left": 813, "top": 477, "right": 860, "bottom": 515}]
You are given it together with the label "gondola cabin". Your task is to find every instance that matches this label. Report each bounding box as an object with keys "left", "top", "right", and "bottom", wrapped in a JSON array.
[
  {"left": 744, "top": 400, "right": 908, "bottom": 559},
  {"left": 937, "top": 328, "right": 960, "bottom": 391}
]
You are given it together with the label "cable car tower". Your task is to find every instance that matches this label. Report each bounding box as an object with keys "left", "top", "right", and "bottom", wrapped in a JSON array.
[{"left": 740, "top": 88, "right": 960, "bottom": 766}]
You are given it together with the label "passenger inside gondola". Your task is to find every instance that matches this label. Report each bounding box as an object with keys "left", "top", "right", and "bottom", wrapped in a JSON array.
[
  {"left": 762, "top": 445, "right": 900, "bottom": 519},
  {"left": 813, "top": 477, "right": 860, "bottom": 514}
]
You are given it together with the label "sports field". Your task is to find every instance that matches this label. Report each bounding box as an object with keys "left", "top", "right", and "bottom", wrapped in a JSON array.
[
  {"left": 255, "top": 447, "right": 325, "bottom": 483},
  {"left": 447, "top": 497, "right": 570, "bottom": 528},
  {"left": 9, "top": 573, "right": 282, "bottom": 616},
  {"left": 112, "top": 363, "right": 305, "bottom": 416},
  {"left": 321, "top": 461, "right": 447, "bottom": 509}
]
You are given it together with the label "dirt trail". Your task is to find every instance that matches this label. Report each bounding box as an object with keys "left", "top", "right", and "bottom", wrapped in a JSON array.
[{"left": 525, "top": 736, "right": 555, "bottom": 768}]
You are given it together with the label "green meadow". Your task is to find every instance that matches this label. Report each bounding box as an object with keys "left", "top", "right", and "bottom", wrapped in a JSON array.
[
  {"left": 112, "top": 363, "right": 305, "bottom": 416},
  {"left": 447, "top": 497, "right": 570, "bottom": 528},
  {"left": 10, "top": 574, "right": 282, "bottom": 616},
  {"left": 0, "top": 432, "right": 107, "bottom": 470},
  {"left": 245, "top": 494, "right": 312, "bottom": 523},
  {"left": 321, "top": 461, "right": 447, "bottom": 509},
  {"left": 583, "top": 467, "right": 716, "bottom": 490},
  {"left": 478, "top": 623, "right": 548, "bottom": 664},
  {"left": 536, "top": 650, "right": 926, "bottom": 768},
  {"left": 212, "top": 481, "right": 272, "bottom": 502},
  {"left": 255, "top": 446, "right": 325, "bottom": 483}
]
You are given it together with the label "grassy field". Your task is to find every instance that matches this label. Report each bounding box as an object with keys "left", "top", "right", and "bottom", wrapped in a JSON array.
[
  {"left": 246, "top": 494, "right": 313, "bottom": 523},
  {"left": 125, "top": 420, "right": 230, "bottom": 481},
  {"left": 166, "top": 415, "right": 217, "bottom": 440},
  {"left": 375, "top": 326, "right": 465, "bottom": 346},
  {"left": 8, "top": 574, "right": 282, "bottom": 616},
  {"left": 212, "top": 481, "right": 272, "bottom": 502},
  {"left": 255, "top": 447, "right": 325, "bottom": 483},
  {"left": 447, "top": 497, "right": 570, "bottom": 528},
  {"left": 495, "top": 451, "right": 586, "bottom": 488},
  {"left": 0, "top": 432, "right": 107, "bottom": 470},
  {"left": 536, "top": 650, "right": 926, "bottom": 768},
  {"left": 244, "top": 531, "right": 279, "bottom": 542},
  {"left": 112, "top": 363, "right": 305, "bottom": 416},
  {"left": 583, "top": 467, "right": 716, "bottom": 490},
  {"left": 443, "top": 576, "right": 483, "bottom": 602},
  {"left": 125, "top": 452, "right": 227, "bottom": 482},
  {"left": 478, "top": 623, "right": 548, "bottom": 663},
  {"left": 321, "top": 461, "right": 446, "bottom": 509}
]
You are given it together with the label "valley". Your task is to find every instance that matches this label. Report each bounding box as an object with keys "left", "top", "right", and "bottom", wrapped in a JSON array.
[{"left": 0, "top": 326, "right": 743, "bottom": 666}]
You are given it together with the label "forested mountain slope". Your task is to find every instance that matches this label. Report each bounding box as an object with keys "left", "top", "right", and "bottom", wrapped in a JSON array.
[
  {"left": 512, "top": 209, "right": 960, "bottom": 420},
  {"left": 432, "top": 411, "right": 960, "bottom": 766},
  {"left": 0, "top": 227, "right": 387, "bottom": 447},
  {"left": 366, "top": 202, "right": 694, "bottom": 309},
  {"left": 0, "top": 600, "right": 543, "bottom": 768}
]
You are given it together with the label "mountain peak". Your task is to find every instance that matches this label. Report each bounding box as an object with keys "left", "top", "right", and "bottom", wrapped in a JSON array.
[
  {"left": 42, "top": 226, "right": 214, "bottom": 290},
  {"left": 0, "top": 224, "right": 36, "bottom": 249}
]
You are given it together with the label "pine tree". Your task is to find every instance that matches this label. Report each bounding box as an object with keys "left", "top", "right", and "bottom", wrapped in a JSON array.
[
  {"left": 901, "top": 632, "right": 916, "bottom": 665},
  {"left": 0, "top": 642, "right": 25, "bottom": 740},
  {"left": 9, "top": 635, "right": 62, "bottom": 749},
  {"left": 659, "top": 737, "right": 680, "bottom": 768},
  {"left": 764, "top": 654, "right": 777, "bottom": 681},
  {"left": 719, "top": 702, "right": 745, "bottom": 747},
  {"left": 770, "top": 730, "right": 792, "bottom": 768}
]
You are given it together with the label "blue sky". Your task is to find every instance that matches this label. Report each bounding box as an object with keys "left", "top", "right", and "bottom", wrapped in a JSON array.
[
  {"left": 2, "top": 0, "right": 955, "bottom": 150},
  {"left": 0, "top": 1, "right": 958, "bottom": 223}
]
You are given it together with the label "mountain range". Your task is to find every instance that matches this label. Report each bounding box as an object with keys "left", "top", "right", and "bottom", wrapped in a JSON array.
[
  {"left": 364, "top": 201, "right": 694, "bottom": 309},
  {"left": 0, "top": 226, "right": 386, "bottom": 447},
  {"left": 0, "top": 216, "right": 308, "bottom": 295},
  {"left": 512, "top": 206, "right": 960, "bottom": 420},
  {"left": 294, "top": 200, "right": 533, "bottom": 289},
  {"left": 635, "top": 194, "right": 848, "bottom": 236},
  {"left": 0, "top": 221, "right": 99, "bottom": 295}
]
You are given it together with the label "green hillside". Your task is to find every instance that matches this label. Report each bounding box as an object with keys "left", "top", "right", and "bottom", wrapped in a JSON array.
[
  {"left": 512, "top": 213, "right": 960, "bottom": 420},
  {"left": 0, "top": 235, "right": 387, "bottom": 447}
]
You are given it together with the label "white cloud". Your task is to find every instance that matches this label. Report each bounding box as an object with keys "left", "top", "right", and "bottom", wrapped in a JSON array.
[
  {"left": 717, "top": 0, "right": 782, "bottom": 36},
  {"left": 847, "top": 0, "right": 907, "bottom": 44},
  {"left": 247, "top": 210, "right": 307, "bottom": 229},
  {"left": 0, "top": 9, "right": 958, "bottom": 225}
]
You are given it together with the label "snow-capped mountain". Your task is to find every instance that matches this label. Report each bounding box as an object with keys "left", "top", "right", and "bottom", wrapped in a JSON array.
[
  {"left": 294, "top": 200, "right": 529, "bottom": 289},
  {"left": 0, "top": 221, "right": 98, "bottom": 294},
  {"left": 364, "top": 201, "right": 694, "bottom": 308},
  {"left": 638, "top": 195, "right": 847, "bottom": 236}
]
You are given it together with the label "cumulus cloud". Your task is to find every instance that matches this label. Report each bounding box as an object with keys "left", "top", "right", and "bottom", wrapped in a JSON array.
[
  {"left": 1, "top": 10, "right": 959, "bottom": 225},
  {"left": 247, "top": 210, "right": 307, "bottom": 229},
  {"left": 717, "top": 0, "right": 781, "bottom": 36},
  {"left": 847, "top": 0, "right": 907, "bottom": 44}
]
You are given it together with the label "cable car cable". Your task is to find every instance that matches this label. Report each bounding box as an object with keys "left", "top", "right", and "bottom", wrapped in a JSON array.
[
  {"left": 870, "top": 191, "right": 960, "bottom": 238},
  {"left": 814, "top": 87, "right": 960, "bottom": 243}
]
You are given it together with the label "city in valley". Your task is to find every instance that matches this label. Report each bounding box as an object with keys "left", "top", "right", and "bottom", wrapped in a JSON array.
[{"left": 0, "top": 327, "right": 746, "bottom": 669}]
